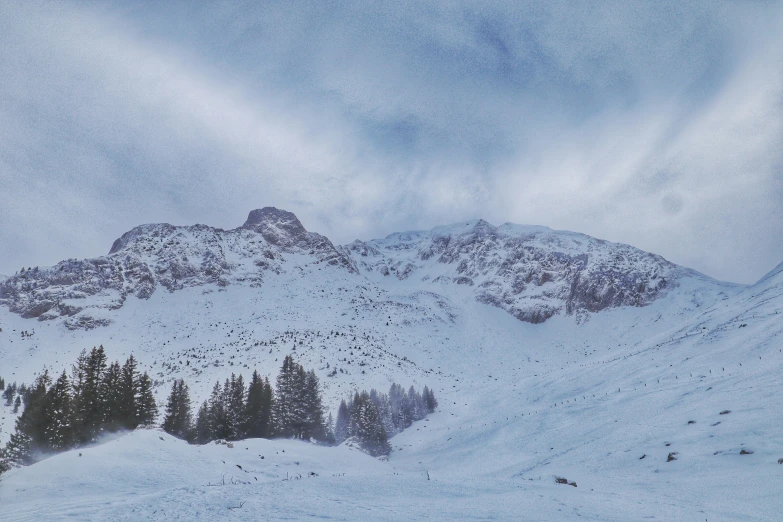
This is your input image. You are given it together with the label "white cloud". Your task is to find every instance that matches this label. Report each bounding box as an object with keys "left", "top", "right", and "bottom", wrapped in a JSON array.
[{"left": 0, "top": 1, "right": 781, "bottom": 283}]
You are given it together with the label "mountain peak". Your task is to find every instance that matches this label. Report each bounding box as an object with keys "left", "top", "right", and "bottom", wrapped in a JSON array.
[
  {"left": 243, "top": 207, "right": 305, "bottom": 232},
  {"left": 242, "top": 207, "right": 310, "bottom": 248}
]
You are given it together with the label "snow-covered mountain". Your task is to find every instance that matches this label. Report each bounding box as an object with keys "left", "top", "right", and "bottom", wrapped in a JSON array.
[
  {"left": 0, "top": 208, "right": 730, "bottom": 329},
  {"left": 0, "top": 208, "right": 354, "bottom": 329},
  {"left": 1, "top": 208, "right": 781, "bottom": 521},
  {"left": 341, "top": 219, "right": 720, "bottom": 323}
]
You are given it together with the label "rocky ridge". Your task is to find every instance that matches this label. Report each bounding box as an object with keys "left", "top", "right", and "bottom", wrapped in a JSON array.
[
  {"left": 0, "top": 209, "right": 726, "bottom": 328},
  {"left": 0, "top": 208, "right": 353, "bottom": 329},
  {"left": 341, "top": 219, "right": 710, "bottom": 323}
]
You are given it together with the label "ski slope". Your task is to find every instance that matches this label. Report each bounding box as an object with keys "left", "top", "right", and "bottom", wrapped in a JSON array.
[{"left": 1, "top": 216, "right": 782, "bottom": 520}]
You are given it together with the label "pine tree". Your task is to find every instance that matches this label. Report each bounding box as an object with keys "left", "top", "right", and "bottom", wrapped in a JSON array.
[
  {"left": 207, "top": 381, "right": 227, "bottom": 440},
  {"left": 43, "top": 371, "right": 73, "bottom": 451},
  {"left": 408, "top": 386, "right": 423, "bottom": 421},
  {"left": 388, "top": 383, "right": 408, "bottom": 431},
  {"left": 370, "top": 389, "right": 396, "bottom": 437},
  {"left": 136, "top": 372, "right": 157, "bottom": 427},
  {"left": 177, "top": 380, "right": 193, "bottom": 441},
  {"left": 351, "top": 392, "right": 390, "bottom": 457},
  {"left": 3, "top": 383, "right": 14, "bottom": 406},
  {"left": 162, "top": 379, "right": 193, "bottom": 440},
  {"left": 334, "top": 399, "right": 350, "bottom": 444},
  {"left": 423, "top": 386, "right": 438, "bottom": 412},
  {"left": 3, "top": 383, "right": 16, "bottom": 406},
  {"left": 261, "top": 377, "right": 274, "bottom": 438},
  {"left": 303, "top": 370, "right": 326, "bottom": 441},
  {"left": 324, "top": 412, "right": 335, "bottom": 445},
  {"left": 289, "top": 363, "right": 309, "bottom": 438},
  {"left": 101, "top": 361, "right": 123, "bottom": 431},
  {"left": 120, "top": 355, "right": 139, "bottom": 429},
  {"left": 72, "top": 346, "right": 108, "bottom": 442},
  {"left": 194, "top": 400, "right": 211, "bottom": 444},
  {"left": 3, "top": 431, "right": 33, "bottom": 466},
  {"left": 244, "top": 370, "right": 265, "bottom": 438},
  {"left": 274, "top": 356, "right": 297, "bottom": 437},
  {"left": 273, "top": 356, "right": 323, "bottom": 439},
  {"left": 13, "top": 395, "right": 21, "bottom": 414},
  {"left": 4, "top": 371, "right": 51, "bottom": 465},
  {"left": 226, "top": 374, "right": 245, "bottom": 440}
]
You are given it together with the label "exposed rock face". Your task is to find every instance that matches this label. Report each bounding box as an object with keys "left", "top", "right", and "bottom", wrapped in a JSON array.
[
  {"left": 0, "top": 208, "right": 353, "bottom": 326},
  {"left": 341, "top": 220, "right": 681, "bottom": 323},
  {"left": 0, "top": 209, "right": 709, "bottom": 328}
]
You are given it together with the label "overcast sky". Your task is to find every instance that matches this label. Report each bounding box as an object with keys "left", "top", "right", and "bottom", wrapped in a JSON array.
[{"left": 1, "top": 1, "right": 782, "bottom": 283}]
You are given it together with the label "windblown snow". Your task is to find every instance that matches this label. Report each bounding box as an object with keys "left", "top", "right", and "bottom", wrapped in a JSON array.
[{"left": 1, "top": 208, "right": 781, "bottom": 521}]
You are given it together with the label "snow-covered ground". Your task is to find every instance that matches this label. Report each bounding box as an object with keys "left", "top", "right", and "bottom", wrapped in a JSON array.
[{"left": 2, "top": 221, "right": 783, "bottom": 520}]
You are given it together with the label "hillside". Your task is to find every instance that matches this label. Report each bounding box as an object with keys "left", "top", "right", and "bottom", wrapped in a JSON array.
[{"left": 1, "top": 209, "right": 781, "bottom": 521}]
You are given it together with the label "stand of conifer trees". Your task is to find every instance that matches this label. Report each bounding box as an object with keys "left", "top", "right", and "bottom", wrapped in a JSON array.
[
  {"left": 164, "top": 356, "right": 332, "bottom": 445},
  {"left": 162, "top": 354, "right": 436, "bottom": 459},
  {"left": 333, "top": 384, "right": 437, "bottom": 456},
  {"left": 1, "top": 348, "right": 438, "bottom": 472},
  {"left": 0, "top": 346, "right": 158, "bottom": 470}
]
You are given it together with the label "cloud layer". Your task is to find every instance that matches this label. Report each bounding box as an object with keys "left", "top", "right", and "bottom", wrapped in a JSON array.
[{"left": 1, "top": 1, "right": 781, "bottom": 283}]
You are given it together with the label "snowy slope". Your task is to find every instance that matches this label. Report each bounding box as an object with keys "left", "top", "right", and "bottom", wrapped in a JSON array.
[{"left": 1, "top": 209, "right": 782, "bottom": 520}]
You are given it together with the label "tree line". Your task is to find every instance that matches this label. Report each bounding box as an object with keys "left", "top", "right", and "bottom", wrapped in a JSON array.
[{"left": 1, "top": 346, "right": 157, "bottom": 470}]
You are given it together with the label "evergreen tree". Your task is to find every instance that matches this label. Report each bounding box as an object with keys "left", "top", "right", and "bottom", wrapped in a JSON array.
[
  {"left": 207, "top": 381, "right": 227, "bottom": 440},
  {"left": 101, "top": 361, "right": 123, "bottom": 431},
  {"left": 244, "top": 370, "right": 266, "bottom": 438},
  {"left": 371, "top": 389, "right": 396, "bottom": 437},
  {"left": 72, "top": 346, "right": 108, "bottom": 442},
  {"left": 423, "top": 386, "right": 438, "bottom": 412},
  {"left": 2, "top": 383, "right": 13, "bottom": 406},
  {"left": 177, "top": 380, "right": 193, "bottom": 441},
  {"left": 334, "top": 399, "right": 350, "bottom": 444},
  {"left": 288, "top": 363, "right": 309, "bottom": 438},
  {"left": 324, "top": 412, "right": 335, "bottom": 445},
  {"left": 3, "top": 431, "right": 33, "bottom": 466},
  {"left": 119, "top": 355, "right": 139, "bottom": 429},
  {"left": 43, "top": 371, "right": 73, "bottom": 451},
  {"left": 273, "top": 356, "right": 323, "bottom": 439},
  {"left": 221, "top": 378, "right": 232, "bottom": 436},
  {"left": 303, "top": 370, "right": 326, "bottom": 441},
  {"left": 162, "top": 379, "right": 193, "bottom": 440},
  {"left": 194, "top": 400, "right": 211, "bottom": 444},
  {"left": 408, "top": 385, "right": 423, "bottom": 421},
  {"left": 388, "top": 383, "right": 408, "bottom": 431},
  {"left": 226, "top": 374, "right": 245, "bottom": 440},
  {"left": 13, "top": 395, "right": 21, "bottom": 414},
  {"left": 351, "top": 392, "right": 390, "bottom": 457},
  {"left": 4, "top": 371, "right": 51, "bottom": 465},
  {"left": 136, "top": 372, "right": 158, "bottom": 427},
  {"left": 261, "top": 377, "right": 274, "bottom": 438},
  {"left": 274, "top": 356, "right": 298, "bottom": 437}
]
